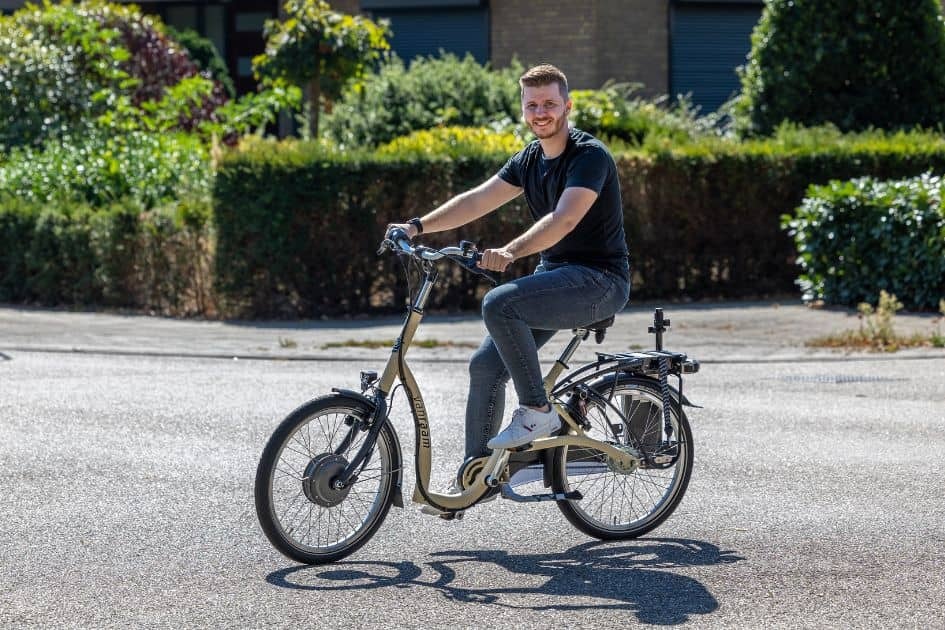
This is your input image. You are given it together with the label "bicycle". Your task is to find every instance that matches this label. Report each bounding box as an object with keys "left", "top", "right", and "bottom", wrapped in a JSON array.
[{"left": 254, "top": 228, "right": 700, "bottom": 565}]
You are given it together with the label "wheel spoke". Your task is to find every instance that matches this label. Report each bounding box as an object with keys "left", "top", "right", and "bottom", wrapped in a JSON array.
[
  {"left": 260, "top": 400, "right": 395, "bottom": 560},
  {"left": 557, "top": 380, "right": 690, "bottom": 536}
]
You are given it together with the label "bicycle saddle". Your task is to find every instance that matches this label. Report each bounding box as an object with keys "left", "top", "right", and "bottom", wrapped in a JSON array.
[
  {"left": 572, "top": 315, "right": 614, "bottom": 344},
  {"left": 586, "top": 316, "right": 615, "bottom": 331}
]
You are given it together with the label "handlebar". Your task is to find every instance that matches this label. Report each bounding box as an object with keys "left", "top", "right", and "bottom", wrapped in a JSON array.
[{"left": 379, "top": 227, "right": 501, "bottom": 286}]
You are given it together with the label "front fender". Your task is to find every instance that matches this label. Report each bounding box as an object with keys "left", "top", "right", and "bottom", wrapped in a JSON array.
[{"left": 330, "top": 388, "right": 404, "bottom": 508}]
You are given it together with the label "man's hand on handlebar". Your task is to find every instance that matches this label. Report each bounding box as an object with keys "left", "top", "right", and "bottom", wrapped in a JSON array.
[
  {"left": 478, "top": 247, "right": 514, "bottom": 272},
  {"left": 386, "top": 222, "right": 419, "bottom": 240}
]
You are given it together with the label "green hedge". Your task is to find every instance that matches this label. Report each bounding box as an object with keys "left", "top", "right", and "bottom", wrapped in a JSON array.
[
  {"left": 786, "top": 173, "right": 945, "bottom": 310},
  {"left": 0, "top": 130, "right": 211, "bottom": 208},
  {"left": 0, "top": 197, "right": 213, "bottom": 315},
  {"left": 213, "top": 129, "right": 945, "bottom": 318},
  {"left": 213, "top": 138, "right": 531, "bottom": 317}
]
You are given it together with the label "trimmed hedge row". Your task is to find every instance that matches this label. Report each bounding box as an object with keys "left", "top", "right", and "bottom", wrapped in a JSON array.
[
  {"left": 0, "top": 197, "right": 213, "bottom": 316},
  {"left": 213, "top": 132, "right": 945, "bottom": 318},
  {"left": 7, "top": 129, "right": 942, "bottom": 317},
  {"left": 213, "top": 140, "right": 529, "bottom": 317}
]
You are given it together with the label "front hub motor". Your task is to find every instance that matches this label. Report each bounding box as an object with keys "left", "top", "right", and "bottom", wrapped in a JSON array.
[{"left": 302, "top": 453, "right": 352, "bottom": 507}]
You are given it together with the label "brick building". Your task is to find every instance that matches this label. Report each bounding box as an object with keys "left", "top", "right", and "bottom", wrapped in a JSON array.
[{"left": 0, "top": 0, "right": 765, "bottom": 112}]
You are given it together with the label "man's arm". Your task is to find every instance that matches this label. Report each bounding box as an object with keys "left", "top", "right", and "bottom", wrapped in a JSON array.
[
  {"left": 391, "top": 176, "right": 522, "bottom": 239},
  {"left": 479, "top": 186, "right": 598, "bottom": 272}
]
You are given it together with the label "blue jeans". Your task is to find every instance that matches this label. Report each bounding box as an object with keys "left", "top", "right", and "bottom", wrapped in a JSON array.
[{"left": 464, "top": 260, "right": 630, "bottom": 459}]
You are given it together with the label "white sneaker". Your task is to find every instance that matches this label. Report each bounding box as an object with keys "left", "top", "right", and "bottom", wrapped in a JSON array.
[{"left": 487, "top": 405, "right": 560, "bottom": 450}]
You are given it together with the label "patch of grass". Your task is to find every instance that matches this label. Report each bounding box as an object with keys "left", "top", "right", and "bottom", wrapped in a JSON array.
[
  {"left": 320, "top": 338, "right": 478, "bottom": 350},
  {"left": 278, "top": 336, "right": 297, "bottom": 349},
  {"left": 807, "top": 292, "right": 945, "bottom": 352}
]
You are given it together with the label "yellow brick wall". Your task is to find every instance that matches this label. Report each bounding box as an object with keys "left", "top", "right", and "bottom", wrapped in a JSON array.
[
  {"left": 490, "top": 0, "right": 669, "bottom": 96},
  {"left": 596, "top": 0, "right": 668, "bottom": 96},
  {"left": 490, "top": 2, "right": 599, "bottom": 90},
  {"left": 329, "top": 0, "right": 360, "bottom": 15}
]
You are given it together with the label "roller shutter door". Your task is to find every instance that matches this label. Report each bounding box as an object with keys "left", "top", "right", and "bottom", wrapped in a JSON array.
[
  {"left": 670, "top": 3, "right": 762, "bottom": 113},
  {"left": 371, "top": 7, "right": 489, "bottom": 64}
]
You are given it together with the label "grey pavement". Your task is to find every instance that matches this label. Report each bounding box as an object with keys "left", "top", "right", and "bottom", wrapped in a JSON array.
[
  {"left": 1, "top": 300, "right": 943, "bottom": 364},
  {"left": 3, "top": 302, "right": 945, "bottom": 628}
]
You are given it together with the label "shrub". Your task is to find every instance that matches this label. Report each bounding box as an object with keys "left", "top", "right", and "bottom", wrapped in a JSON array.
[
  {"left": 0, "top": 196, "right": 213, "bottom": 314},
  {"left": 570, "top": 84, "right": 713, "bottom": 146},
  {"left": 736, "top": 0, "right": 945, "bottom": 135},
  {"left": 785, "top": 172, "right": 945, "bottom": 310},
  {"left": 375, "top": 126, "right": 524, "bottom": 161},
  {"left": 165, "top": 25, "right": 235, "bottom": 98},
  {"left": 0, "top": 0, "right": 227, "bottom": 148},
  {"left": 323, "top": 53, "right": 523, "bottom": 148},
  {"left": 0, "top": 130, "right": 211, "bottom": 209}
]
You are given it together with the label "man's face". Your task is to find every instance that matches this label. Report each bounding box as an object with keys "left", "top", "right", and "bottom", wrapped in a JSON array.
[{"left": 521, "top": 83, "right": 571, "bottom": 140}]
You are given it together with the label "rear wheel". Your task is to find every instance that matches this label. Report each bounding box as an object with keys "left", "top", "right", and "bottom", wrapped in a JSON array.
[
  {"left": 254, "top": 395, "right": 398, "bottom": 564},
  {"left": 552, "top": 375, "right": 693, "bottom": 539}
]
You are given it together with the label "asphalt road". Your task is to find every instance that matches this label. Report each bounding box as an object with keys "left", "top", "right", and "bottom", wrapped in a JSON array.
[{"left": 1, "top": 350, "right": 944, "bottom": 628}]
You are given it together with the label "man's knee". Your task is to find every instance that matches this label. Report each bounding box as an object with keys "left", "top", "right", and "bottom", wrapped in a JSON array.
[
  {"left": 481, "top": 284, "right": 516, "bottom": 324},
  {"left": 469, "top": 342, "right": 505, "bottom": 380}
]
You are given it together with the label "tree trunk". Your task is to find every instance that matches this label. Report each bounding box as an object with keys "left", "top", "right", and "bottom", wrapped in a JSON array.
[{"left": 307, "top": 57, "right": 321, "bottom": 138}]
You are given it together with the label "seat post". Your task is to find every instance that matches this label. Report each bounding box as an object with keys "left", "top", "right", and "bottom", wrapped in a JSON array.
[{"left": 543, "top": 330, "right": 587, "bottom": 393}]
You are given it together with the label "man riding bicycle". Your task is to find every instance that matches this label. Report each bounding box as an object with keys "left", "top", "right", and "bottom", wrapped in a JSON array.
[{"left": 389, "top": 64, "right": 630, "bottom": 465}]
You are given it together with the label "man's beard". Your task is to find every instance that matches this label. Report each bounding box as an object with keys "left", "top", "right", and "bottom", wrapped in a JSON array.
[{"left": 530, "top": 115, "right": 566, "bottom": 138}]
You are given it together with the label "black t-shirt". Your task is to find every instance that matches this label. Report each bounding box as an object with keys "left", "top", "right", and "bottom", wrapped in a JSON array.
[{"left": 497, "top": 127, "right": 629, "bottom": 278}]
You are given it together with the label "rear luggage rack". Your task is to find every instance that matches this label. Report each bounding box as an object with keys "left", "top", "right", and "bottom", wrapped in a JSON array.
[{"left": 595, "top": 350, "right": 700, "bottom": 376}]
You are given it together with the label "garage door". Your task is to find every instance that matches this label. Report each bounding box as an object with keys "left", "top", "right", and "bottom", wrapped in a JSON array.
[
  {"left": 371, "top": 7, "right": 489, "bottom": 64},
  {"left": 670, "top": 2, "right": 762, "bottom": 113}
]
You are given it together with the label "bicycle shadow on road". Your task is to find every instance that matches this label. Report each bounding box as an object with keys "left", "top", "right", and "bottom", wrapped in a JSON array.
[{"left": 266, "top": 538, "right": 742, "bottom": 625}]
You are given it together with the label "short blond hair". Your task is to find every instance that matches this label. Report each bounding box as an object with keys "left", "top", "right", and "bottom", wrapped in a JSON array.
[{"left": 519, "top": 64, "right": 569, "bottom": 100}]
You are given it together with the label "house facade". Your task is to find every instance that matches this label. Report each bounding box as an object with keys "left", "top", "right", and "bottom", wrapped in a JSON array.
[{"left": 1, "top": 0, "right": 765, "bottom": 112}]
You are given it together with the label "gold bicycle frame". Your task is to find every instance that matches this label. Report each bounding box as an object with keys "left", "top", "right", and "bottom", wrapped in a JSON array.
[{"left": 373, "top": 268, "right": 640, "bottom": 514}]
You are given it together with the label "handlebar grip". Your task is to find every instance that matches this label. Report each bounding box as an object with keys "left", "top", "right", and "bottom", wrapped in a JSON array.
[{"left": 387, "top": 226, "right": 411, "bottom": 246}]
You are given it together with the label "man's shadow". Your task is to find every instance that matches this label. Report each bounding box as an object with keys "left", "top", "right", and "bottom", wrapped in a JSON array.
[{"left": 266, "top": 538, "right": 742, "bottom": 625}]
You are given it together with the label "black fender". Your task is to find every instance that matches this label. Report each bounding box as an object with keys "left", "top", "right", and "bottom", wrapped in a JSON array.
[
  {"left": 330, "top": 388, "right": 404, "bottom": 508},
  {"left": 581, "top": 373, "right": 700, "bottom": 409}
]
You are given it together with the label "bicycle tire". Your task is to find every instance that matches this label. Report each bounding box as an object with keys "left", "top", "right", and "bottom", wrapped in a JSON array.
[
  {"left": 552, "top": 375, "right": 693, "bottom": 540},
  {"left": 255, "top": 394, "right": 398, "bottom": 564}
]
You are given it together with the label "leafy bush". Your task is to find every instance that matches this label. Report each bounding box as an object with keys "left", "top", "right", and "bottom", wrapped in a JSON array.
[
  {"left": 785, "top": 172, "right": 945, "bottom": 310},
  {"left": 323, "top": 53, "right": 523, "bottom": 148},
  {"left": 375, "top": 126, "right": 523, "bottom": 161},
  {"left": 0, "top": 130, "right": 211, "bottom": 208},
  {"left": 736, "top": 0, "right": 945, "bottom": 135},
  {"left": 0, "top": 14, "right": 122, "bottom": 148},
  {"left": 570, "top": 84, "right": 714, "bottom": 146},
  {"left": 0, "top": 196, "right": 213, "bottom": 314},
  {"left": 0, "top": 0, "right": 227, "bottom": 148},
  {"left": 165, "top": 25, "right": 235, "bottom": 98}
]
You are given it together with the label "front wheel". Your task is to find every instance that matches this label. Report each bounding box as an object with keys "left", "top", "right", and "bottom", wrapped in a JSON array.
[
  {"left": 552, "top": 375, "right": 693, "bottom": 540},
  {"left": 254, "top": 395, "right": 399, "bottom": 564}
]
